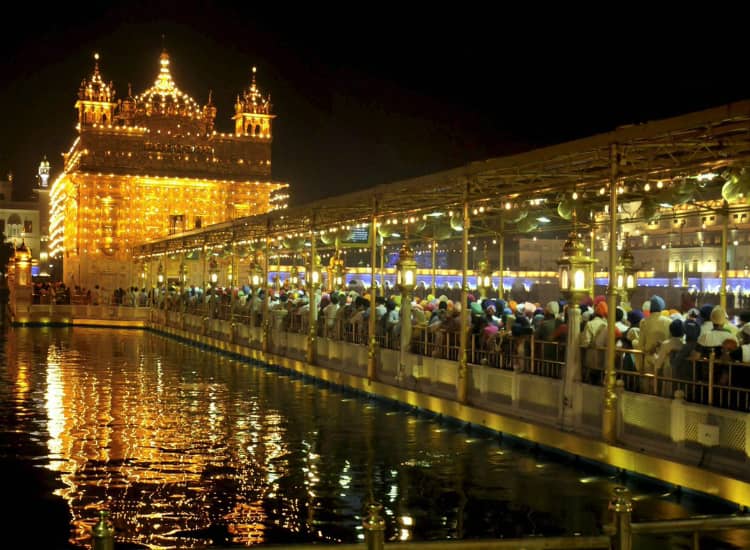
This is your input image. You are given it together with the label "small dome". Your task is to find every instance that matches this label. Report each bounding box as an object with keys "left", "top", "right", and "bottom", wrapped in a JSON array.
[
  {"left": 135, "top": 50, "right": 201, "bottom": 120},
  {"left": 78, "top": 53, "right": 115, "bottom": 103},
  {"left": 235, "top": 66, "right": 272, "bottom": 115},
  {"left": 15, "top": 240, "right": 30, "bottom": 262}
]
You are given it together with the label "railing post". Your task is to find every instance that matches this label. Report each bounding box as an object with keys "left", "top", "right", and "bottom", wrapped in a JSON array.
[
  {"left": 363, "top": 502, "right": 385, "bottom": 550},
  {"left": 610, "top": 486, "right": 632, "bottom": 550},
  {"left": 91, "top": 510, "right": 114, "bottom": 550},
  {"left": 670, "top": 389, "right": 686, "bottom": 446},
  {"left": 708, "top": 351, "right": 715, "bottom": 406},
  {"left": 529, "top": 334, "right": 535, "bottom": 374},
  {"left": 615, "top": 379, "right": 626, "bottom": 440}
]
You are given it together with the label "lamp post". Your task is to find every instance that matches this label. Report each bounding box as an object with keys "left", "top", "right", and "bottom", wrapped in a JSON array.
[
  {"left": 616, "top": 238, "right": 637, "bottom": 311},
  {"left": 250, "top": 260, "right": 264, "bottom": 293},
  {"left": 558, "top": 227, "right": 595, "bottom": 433},
  {"left": 306, "top": 254, "right": 322, "bottom": 364},
  {"left": 332, "top": 254, "right": 346, "bottom": 292},
  {"left": 179, "top": 260, "right": 188, "bottom": 295},
  {"left": 157, "top": 262, "right": 165, "bottom": 287},
  {"left": 249, "top": 258, "right": 265, "bottom": 330},
  {"left": 396, "top": 240, "right": 416, "bottom": 381},
  {"left": 477, "top": 256, "right": 492, "bottom": 299}
]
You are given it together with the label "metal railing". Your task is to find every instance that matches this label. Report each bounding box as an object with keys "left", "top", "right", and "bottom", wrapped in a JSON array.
[{"left": 94, "top": 486, "right": 743, "bottom": 550}]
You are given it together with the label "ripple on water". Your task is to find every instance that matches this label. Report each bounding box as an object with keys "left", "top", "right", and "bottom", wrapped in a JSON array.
[{"left": 0, "top": 327, "right": 746, "bottom": 550}]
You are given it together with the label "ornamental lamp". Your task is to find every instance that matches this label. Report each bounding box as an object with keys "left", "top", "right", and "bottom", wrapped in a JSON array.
[
  {"left": 557, "top": 231, "right": 594, "bottom": 301},
  {"left": 249, "top": 261, "right": 264, "bottom": 291},
  {"left": 289, "top": 264, "right": 299, "bottom": 288},
  {"left": 616, "top": 239, "right": 637, "bottom": 309},
  {"left": 208, "top": 258, "right": 219, "bottom": 285},
  {"left": 477, "top": 257, "right": 492, "bottom": 298},
  {"left": 332, "top": 255, "right": 346, "bottom": 291},
  {"left": 157, "top": 262, "right": 164, "bottom": 285},
  {"left": 396, "top": 241, "right": 417, "bottom": 294},
  {"left": 309, "top": 255, "right": 323, "bottom": 289}
]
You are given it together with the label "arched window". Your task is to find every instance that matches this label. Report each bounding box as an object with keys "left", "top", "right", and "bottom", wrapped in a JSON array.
[
  {"left": 255, "top": 124, "right": 261, "bottom": 136},
  {"left": 7, "top": 214, "right": 21, "bottom": 237}
]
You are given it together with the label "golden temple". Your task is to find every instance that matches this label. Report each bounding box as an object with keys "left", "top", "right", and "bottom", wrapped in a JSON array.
[{"left": 49, "top": 51, "right": 289, "bottom": 291}]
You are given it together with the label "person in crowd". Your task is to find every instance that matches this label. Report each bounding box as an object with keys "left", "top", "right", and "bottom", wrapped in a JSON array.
[
  {"left": 536, "top": 301, "right": 562, "bottom": 363},
  {"left": 637, "top": 295, "right": 671, "bottom": 394},
  {"left": 580, "top": 300, "right": 608, "bottom": 385},
  {"left": 654, "top": 318, "right": 685, "bottom": 397}
]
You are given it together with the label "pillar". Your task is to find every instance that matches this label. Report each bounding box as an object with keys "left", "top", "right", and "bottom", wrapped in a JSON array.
[{"left": 603, "top": 142, "right": 619, "bottom": 444}]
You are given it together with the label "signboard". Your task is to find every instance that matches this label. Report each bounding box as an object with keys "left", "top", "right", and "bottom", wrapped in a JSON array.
[{"left": 339, "top": 226, "right": 371, "bottom": 248}]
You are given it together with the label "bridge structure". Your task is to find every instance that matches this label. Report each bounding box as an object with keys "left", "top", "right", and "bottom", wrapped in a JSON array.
[{"left": 51, "top": 99, "right": 750, "bottom": 510}]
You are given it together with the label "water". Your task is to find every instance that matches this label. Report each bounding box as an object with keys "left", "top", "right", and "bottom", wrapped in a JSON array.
[{"left": 0, "top": 327, "right": 747, "bottom": 549}]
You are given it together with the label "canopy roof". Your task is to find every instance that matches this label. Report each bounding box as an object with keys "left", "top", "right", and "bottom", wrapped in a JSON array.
[{"left": 135, "top": 99, "right": 750, "bottom": 257}]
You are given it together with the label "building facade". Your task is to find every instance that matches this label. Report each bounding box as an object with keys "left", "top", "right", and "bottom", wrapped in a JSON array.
[
  {"left": 49, "top": 51, "right": 289, "bottom": 291},
  {"left": 0, "top": 171, "right": 43, "bottom": 277}
]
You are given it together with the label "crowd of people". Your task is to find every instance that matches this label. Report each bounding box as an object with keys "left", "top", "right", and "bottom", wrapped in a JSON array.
[{"left": 35, "top": 277, "right": 749, "bottom": 408}]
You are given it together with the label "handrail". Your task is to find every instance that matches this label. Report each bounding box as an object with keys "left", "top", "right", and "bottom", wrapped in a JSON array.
[{"left": 631, "top": 514, "right": 750, "bottom": 534}]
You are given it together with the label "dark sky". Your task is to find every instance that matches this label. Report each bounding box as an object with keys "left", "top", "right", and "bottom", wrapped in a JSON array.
[{"left": 1, "top": 5, "right": 748, "bottom": 206}]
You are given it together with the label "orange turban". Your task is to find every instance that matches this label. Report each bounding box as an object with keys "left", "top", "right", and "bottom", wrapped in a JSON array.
[{"left": 595, "top": 301, "right": 608, "bottom": 317}]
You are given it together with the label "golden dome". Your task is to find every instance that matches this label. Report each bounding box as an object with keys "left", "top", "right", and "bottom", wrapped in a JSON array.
[
  {"left": 135, "top": 50, "right": 201, "bottom": 119},
  {"left": 14, "top": 240, "right": 31, "bottom": 262},
  {"left": 78, "top": 53, "right": 115, "bottom": 102}
]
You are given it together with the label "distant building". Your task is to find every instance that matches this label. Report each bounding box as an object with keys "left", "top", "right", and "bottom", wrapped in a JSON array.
[
  {"left": 49, "top": 50, "right": 289, "bottom": 290},
  {"left": 0, "top": 170, "right": 42, "bottom": 277}
]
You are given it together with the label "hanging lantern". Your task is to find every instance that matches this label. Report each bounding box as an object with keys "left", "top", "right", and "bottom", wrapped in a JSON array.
[
  {"left": 396, "top": 241, "right": 417, "bottom": 293},
  {"left": 157, "top": 262, "right": 165, "bottom": 285},
  {"left": 557, "top": 231, "right": 594, "bottom": 301}
]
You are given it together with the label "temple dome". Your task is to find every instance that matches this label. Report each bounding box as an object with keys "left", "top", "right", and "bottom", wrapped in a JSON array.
[{"left": 135, "top": 50, "right": 201, "bottom": 120}]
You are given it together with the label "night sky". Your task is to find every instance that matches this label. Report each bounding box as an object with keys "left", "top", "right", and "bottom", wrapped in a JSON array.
[{"left": 1, "top": 5, "right": 748, "bottom": 207}]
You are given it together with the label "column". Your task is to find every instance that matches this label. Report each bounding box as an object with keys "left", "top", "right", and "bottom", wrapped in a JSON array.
[
  {"left": 603, "top": 142, "right": 619, "bottom": 443},
  {"left": 721, "top": 201, "right": 729, "bottom": 311},
  {"left": 306, "top": 214, "right": 318, "bottom": 365},
  {"left": 457, "top": 182, "right": 471, "bottom": 403},
  {"left": 368, "top": 197, "right": 379, "bottom": 380}
]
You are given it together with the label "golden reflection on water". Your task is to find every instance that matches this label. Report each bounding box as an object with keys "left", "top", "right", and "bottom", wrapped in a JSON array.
[
  {"left": 2, "top": 327, "right": 748, "bottom": 550},
  {"left": 34, "top": 330, "right": 287, "bottom": 548}
]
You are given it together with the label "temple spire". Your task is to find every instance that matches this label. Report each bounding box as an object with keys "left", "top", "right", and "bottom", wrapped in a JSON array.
[{"left": 75, "top": 53, "right": 116, "bottom": 127}]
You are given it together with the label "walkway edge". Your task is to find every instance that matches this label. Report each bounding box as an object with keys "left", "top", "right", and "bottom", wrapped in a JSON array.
[{"left": 153, "top": 323, "right": 750, "bottom": 509}]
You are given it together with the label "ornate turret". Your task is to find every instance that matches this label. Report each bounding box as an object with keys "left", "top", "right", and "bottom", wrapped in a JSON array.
[
  {"left": 37, "top": 156, "right": 50, "bottom": 189},
  {"left": 202, "top": 90, "right": 217, "bottom": 133},
  {"left": 117, "top": 83, "right": 136, "bottom": 126},
  {"left": 76, "top": 53, "right": 117, "bottom": 127},
  {"left": 233, "top": 66, "right": 275, "bottom": 138}
]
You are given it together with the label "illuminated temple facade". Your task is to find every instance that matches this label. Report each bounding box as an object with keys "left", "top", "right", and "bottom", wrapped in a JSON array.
[{"left": 49, "top": 51, "right": 289, "bottom": 290}]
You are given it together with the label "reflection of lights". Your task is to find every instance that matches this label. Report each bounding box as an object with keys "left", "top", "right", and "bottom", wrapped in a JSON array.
[{"left": 44, "top": 346, "right": 65, "bottom": 469}]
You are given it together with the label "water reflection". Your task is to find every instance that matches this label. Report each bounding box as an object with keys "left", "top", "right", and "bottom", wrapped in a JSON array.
[{"left": 0, "top": 327, "right": 746, "bottom": 549}]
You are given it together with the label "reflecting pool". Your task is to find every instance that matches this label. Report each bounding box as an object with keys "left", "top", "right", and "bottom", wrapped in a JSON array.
[{"left": 0, "top": 327, "right": 746, "bottom": 549}]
